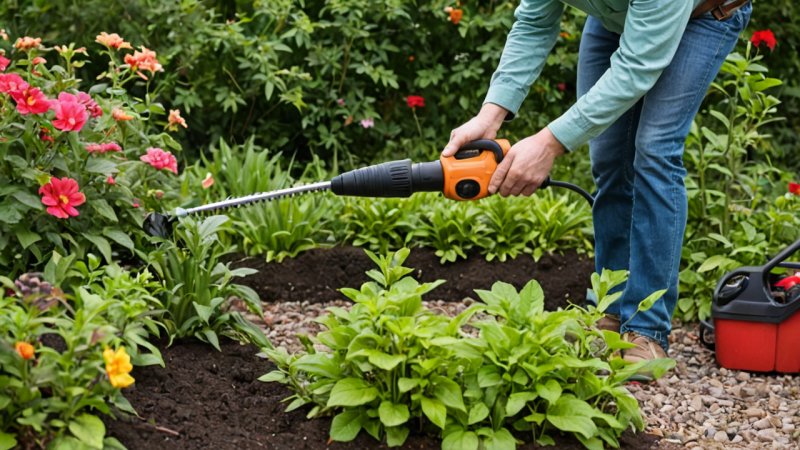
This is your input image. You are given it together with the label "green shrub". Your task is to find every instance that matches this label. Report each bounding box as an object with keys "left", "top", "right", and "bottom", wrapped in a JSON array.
[{"left": 262, "top": 249, "right": 673, "bottom": 449}]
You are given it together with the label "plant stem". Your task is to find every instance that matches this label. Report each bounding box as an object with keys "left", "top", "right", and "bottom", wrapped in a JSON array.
[{"left": 412, "top": 109, "right": 423, "bottom": 138}]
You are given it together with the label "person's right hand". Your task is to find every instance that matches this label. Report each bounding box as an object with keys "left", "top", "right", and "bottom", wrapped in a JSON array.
[{"left": 442, "top": 103, "right": 509, "bottom": 157}]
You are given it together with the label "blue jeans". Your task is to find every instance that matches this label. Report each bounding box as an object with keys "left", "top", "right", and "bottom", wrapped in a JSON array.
[{"left": 579, "top": 4, "right": 751, "bottom": 349}]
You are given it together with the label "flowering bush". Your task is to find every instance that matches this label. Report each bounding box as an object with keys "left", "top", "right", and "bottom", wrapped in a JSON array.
[
  {"left": 0, "top": 269, "right": 158, "bottom": 449},
  {"left": 0, "top": 31, "right": 184, "bottom": 275}
]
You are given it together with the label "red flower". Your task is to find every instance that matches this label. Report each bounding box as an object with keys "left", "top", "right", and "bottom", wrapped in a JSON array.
[
  {"left": 557, "top": 82, "right": 567, "bottom": 92},
  {"left": 51, "top": 93, "right": 88, "bottom": 131},
  {"left": 140, "top": 147, "right": 178, "bottom": 174},
  {"left": 40, "top": 127, "right": 54, "bottom": 143},
  {"left": 39, "top": 177, "right": 86, "bottom": 219},
  {"left": 107, "top": 175, "right": 116, "bottom": 185},
  {"left": 0, "top": 55, "right": 9, "bottom": 72},
  {"left": 789, "top": 182, "right": 800, "bottom": 196},
  {"left": 406, "top": 95, "right": 425, "bottom": 109},
  {"left": 0, "top": 73, "right": 29, "bottom": 95},
  {"left": 751, "top": 29, "right": 777, "bottom": 51},
  {"left": 11, "top": 87, "right": 51, "bottom": 115}
]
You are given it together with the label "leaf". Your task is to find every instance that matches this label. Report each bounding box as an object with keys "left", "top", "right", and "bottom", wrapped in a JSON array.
[
  {"left": 432, "top": 376, "right": 466, "bottom": 412},
  {"left": 421, "top": 397, "right": 446, "bottom": 429},
  {"left": 83, "top": 234, "right": 112, "bottom": 263},
  {"left": 483, "top": 427, "right": 516, "bottom": 450},
  {"left": 85, "top": 158, "right": 117, "bottom": 174},
  {"left": 193, "top": 302, "right": 214, "bottom": 324},
  {"left": 546, "top": 414, "right": 597, "bottom": 440},
  {"left": 68, "top": 414, "right": 105, "bottom": 449},
  {"left": 16, "top": 229, "right": 41, "bottom": 249},
  {"left": 92, "top": 199, "right": 117, "bottom": 222},
  {"left": 698, "top": 255, "right": 736, "bottom": 273},
  {"left": 379, "top": 401, "right": 410, "bottom": 427},
  {"left": 636, "top": 289, "right": 667, "bottom": 313},
  {"left": 468, "top": 402, "right": 490, "bottom": 425},
  {"left": 506, "top": 391, "right": 538, "bottom": 416},
  {"left": 330, "top": 410, "right": 363, "bottom": 442},
  {"left": 535, "top": 379, "right": 562, "bottom": 405},
  {"left": 103, "top": 229, "right": 134, "bottom": 249},
  {"left": 327, "top": 378, "right": 378, "bottom": 407},
  {"left": 398, "top": 377, "right": 419, "bottom": 393},
  {"left": 366, "top": 350, "right": 405, "bottom": 370},
  {"left": 442, "top": 429, "right": 479, "bottom": 450},
  {"left": 258, "top": 371, "right": 286, "bottom": 383},
  {"left": 385, "top": 425, "right": 410, "bottom": 447},
  {"left": 0, "top": 432, "right": 17, "bottom": 450},
  {"left": 477, "top": 366, "right": 502, "bottom": 388},
  {"left": 11, "top": 191, "right": 42, "bottom": 210}
]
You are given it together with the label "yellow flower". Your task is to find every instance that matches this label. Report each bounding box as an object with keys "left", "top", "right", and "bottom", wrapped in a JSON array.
[{"left": 103, "top": 346, "right": 135, "bottom": 388}]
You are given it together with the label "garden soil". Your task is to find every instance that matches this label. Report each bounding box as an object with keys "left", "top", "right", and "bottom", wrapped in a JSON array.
[{"left": 105, "top": 247, "right": 674, "bottom": 449}]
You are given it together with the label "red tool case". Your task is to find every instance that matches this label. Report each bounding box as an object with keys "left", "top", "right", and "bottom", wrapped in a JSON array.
[{"left": 706, "top": 238, "right": 800, "bottom": 373}]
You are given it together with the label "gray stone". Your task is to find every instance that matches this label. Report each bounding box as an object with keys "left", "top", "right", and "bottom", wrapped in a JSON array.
[{"left": 713, "top": 430, "right": 729, "bottom": 442}]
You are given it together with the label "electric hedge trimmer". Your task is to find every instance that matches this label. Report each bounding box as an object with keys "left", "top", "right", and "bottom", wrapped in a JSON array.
[{"left": 143, "top": 139, "right": 594, "bottom": 237}]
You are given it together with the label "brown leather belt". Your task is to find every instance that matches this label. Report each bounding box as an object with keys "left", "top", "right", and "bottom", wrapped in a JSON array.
[{"left": 691, "top": 0, "right": 749, "bottom": 20}]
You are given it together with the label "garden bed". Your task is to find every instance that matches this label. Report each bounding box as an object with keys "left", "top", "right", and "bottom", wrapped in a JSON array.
[{"left": 104, "top": 247, "right": 800, "bottom": 449}]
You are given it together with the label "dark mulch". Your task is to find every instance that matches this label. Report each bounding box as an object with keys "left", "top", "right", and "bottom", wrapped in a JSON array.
[
  {"left": 234, "top": 246, "right": 595, "bottom": 309},
  {"left": 103, "top": 246, "right": 674, "bottom": 449}
]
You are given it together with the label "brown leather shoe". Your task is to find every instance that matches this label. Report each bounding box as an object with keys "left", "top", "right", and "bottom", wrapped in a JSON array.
[
  {"left": 622, "top": 332, "right": 667, "bottom": 362},
  {"left": 596, "top": 314, "right": 621, "bottom": 332},
  {"left": 622, "top": 332, "right": 669, "bottom": 382}
]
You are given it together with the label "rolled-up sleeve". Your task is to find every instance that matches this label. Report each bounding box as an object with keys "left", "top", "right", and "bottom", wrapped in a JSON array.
[
  {"left": 484, "top": 0, "right": 564, "bottom": 116},
  {"left": 548, "top": 0, "right": 694, "bottom": 151}
]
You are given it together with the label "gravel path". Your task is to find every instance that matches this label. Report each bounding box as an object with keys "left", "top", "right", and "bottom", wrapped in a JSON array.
[{"left": 249, "top": 299, "right": 800, "bottom": 449}]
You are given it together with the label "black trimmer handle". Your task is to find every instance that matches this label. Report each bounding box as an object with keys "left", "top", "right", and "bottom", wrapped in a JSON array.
[{"left": 330, "top": 159, "right": 444, "bottom": 197}]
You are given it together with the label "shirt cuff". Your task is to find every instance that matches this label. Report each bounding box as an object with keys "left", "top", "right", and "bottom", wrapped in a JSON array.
[
  {"left": 547, "top": 107, "right": 593, "bottom": 152},
  {"left": 483, "top": 83, "right": 527, "bottom": 121}
]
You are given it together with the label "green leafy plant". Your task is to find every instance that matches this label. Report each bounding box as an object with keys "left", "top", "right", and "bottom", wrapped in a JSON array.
[
  {"left": 147, "top": 215, "right": 270, "bottom": 349},
  {"left": 679, "top": 41, "right": 793, "bottom": 320},
  {"left": 410, "top": 193, "right": 487, "bottom": 263},
  {"left": 339, "top": 198, "right": 417, "bottom": 254},
  {"left": 262, "top": 249, "right": 673, "bottom": 449},
  {"left": 527, "top": 189, "right": 593, "bottom": 261},
  {"left": 478, "top": 196, "right": 536, "bottom": 262},
  {"left": 0, "top": 273, "right": 142, "bottom": 450}
]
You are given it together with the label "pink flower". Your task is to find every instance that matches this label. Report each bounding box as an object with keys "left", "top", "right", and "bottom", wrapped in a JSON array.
[
  {"left": 107, "top": 176, "right": 116, "bottom": 185},
  {"left": 31, "top": 56, "right": 46, "bottom": 65},
  {"left": 85, "top": 142, "right": 121, "bottom": 154},
  {"left": 112, "top": 108, "right": 133, "bottom": 121},
  {"left": 95, "top": 32, "right": 132, "bottom": 50},
  {"left": 0, "top": 73, "right": 28, "bottom": 95},
  {"left": 11, "top": 87, "right": 51, "bottom": 115},
  {"left": 76, "top": 91, "right": 102, "bottom": 118},
  {"left": 39, "top": 177, "right": 86, "bottom": 219},
  {"left": 40, "top": 127, "right": 53, "bottom": 143},
  {"left": 336, "top": 98, "right": 345, "bottom": 106},
  {"left": 140, "top": 147, "right": 178, "bottom": 174},
  {"left": 360, "top": 118, "right": 374, "bottom": 129},
  {"left": 132, "top": 199, "right": 140, "bottom": 208},
  {"left": 0, "top": 55, "right": 9, "bottom": 72},
  {"left": 14, "top": 37, "right": 41, "bottom": 51},
  {"left": 202, "top": 173, "right": 214, "bottom": 189},
  {"left": 51, "top": 94, "right": 88, "bottom": 131}
]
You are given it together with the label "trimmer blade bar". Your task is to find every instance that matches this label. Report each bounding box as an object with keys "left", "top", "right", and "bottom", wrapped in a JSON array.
[{"left": 172, "top": 181, "right": 332, "bottom": 217}]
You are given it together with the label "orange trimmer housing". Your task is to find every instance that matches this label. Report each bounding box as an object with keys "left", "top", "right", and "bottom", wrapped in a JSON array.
[{"left": 441, "top": 139, "right": 511, "bottom": 201}]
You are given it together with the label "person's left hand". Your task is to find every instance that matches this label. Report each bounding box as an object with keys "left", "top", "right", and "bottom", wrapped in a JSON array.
[{"left": 488, "top": 127, "right": 566, "bottom": 197}]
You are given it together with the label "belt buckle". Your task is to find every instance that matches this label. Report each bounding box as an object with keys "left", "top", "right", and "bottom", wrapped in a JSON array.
[{"left": 711, "top": 4, "right": 733, "bottom": 21}]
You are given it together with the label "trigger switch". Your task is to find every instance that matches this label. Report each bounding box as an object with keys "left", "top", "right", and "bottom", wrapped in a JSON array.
[{"left": 455, "top": 180, "right": 481, "bottom": 199}]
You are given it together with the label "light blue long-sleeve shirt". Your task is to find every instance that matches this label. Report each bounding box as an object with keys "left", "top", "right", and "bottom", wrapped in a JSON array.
[{"left": 484, "top": 0, "right": 706, "bottom": 151}]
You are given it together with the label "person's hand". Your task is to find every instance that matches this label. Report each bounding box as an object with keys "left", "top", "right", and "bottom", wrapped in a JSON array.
[
  {"left": 442, "top": 103, "right": 508, "bottom": 157},
  {"left": 489, "top": 127, "right": 565, "bottom": 197}
]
